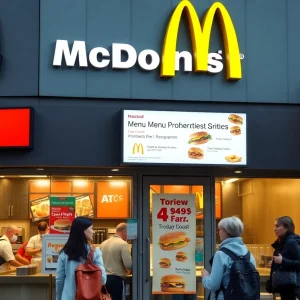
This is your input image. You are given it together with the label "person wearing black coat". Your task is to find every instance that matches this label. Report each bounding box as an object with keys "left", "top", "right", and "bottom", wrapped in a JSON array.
[{"left": 267, "top": 216, "right": 300, "bottom": 300}]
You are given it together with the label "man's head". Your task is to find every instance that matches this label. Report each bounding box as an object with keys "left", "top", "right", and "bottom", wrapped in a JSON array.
[
  {"left": 37, "top": 221, "right": 49, "bottom": 236},
  {"left": 116, "top": 223, "right": 127, "bottom": 241},
  {"left": 4, "top": 225, "right": 20, "bottom": 243}
]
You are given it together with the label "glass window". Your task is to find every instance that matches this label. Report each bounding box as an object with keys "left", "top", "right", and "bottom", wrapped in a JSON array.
[{"left": 215, "top": 178, "right": 300, "bottom": 280}]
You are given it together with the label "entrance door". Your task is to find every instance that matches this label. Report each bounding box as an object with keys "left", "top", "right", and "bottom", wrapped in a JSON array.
[{"left": 139, "top": 176, "right": 214, "bottom": 300}]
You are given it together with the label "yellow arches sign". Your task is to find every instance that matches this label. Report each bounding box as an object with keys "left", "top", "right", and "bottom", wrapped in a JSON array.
[{"left": 161, "top": 0, "right": 242, "bottom": 80}]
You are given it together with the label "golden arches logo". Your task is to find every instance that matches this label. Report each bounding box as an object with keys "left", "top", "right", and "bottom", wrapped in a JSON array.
[
  {"left": 161, "top": 0, "right": 241, "bottom": 80},
  {"left": 132, "top": 143, "right": 144, "bottom": 154},
  {"left": 195, "top": 192, "right": 203, "bottom": 209}
]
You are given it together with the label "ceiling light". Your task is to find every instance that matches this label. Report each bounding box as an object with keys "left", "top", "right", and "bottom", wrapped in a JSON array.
[
  {"left": 0, "top": 176, "right": 4, "bottom": 178},
  {"left": 36, "top": 180, "right": 50, "bottom": 186},
  {"left": 108, "top": 176, "right": 113, "bottom": 178},
  {"left": 111, "top": 169, "right": 119, "bottom": 172},
  {"left": 37, "top": 168, "right": 44, "bottom": 171},
  {"left": 234, "top": 170, "right": 242, "bottom": 174},
  {"left": 19, "top": 175, "right": 48, "bottom": 178},
  {"left": 73, "top": 180, "right": 88, "bottom": 187},
  {"left": 224, "top": 178, "right": 239, "bottom": 184}
]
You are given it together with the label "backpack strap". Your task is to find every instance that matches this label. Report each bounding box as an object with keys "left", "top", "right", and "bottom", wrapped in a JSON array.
[
  {"left": 86, "top": 247, "right": 95, "bottom": 264},
  {"left": 219, "top": 248, "right": 239, "bottom": 261}
]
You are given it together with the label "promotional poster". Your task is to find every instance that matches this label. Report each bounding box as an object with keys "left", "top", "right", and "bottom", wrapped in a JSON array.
[
  {"left": 152, "top": 194, "right": 196, "bottom": 294},
  {"left": 42, "top": 234, "right": 68, "bottom": 274},
  {"left": 123, "top": 110, "right": 247, "bottom": 165},
  {"left": 49, "top": 196, "right": 75, "bottom": 234}
]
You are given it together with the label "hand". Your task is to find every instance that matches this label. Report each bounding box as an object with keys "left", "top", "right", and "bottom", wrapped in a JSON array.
[
  {"left": 273, "top": 253, "right": 283, "bottom": 264},
  {"left": 201, "top": 269, "right": 210, "bottom": 277},
  {"left": 268, "top": 260, "right": 272, "bottom": 268}
]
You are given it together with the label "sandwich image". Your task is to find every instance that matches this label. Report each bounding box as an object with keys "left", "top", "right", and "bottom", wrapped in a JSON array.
[
  {"left": 159, "top": 258, "right": 171, "bottom": 268},
  {"left": 230, "top": 126, "right": 241, "bottom": 135},
  {"left": 34, "top": 203, "right": 50, "bottom": 218},
  {"left": 54, "top": 219, "right": 72, "bottom": 231},
  {"left": 228, "top": 114, "right": 243, "bottom": 125},
  {"left": 225, "top": 155, "right": 242, "bottom": 163},
  {"left": 159, "top": 232, "right": 190, "bottom": 251},
  {"left": 176, "top": 252, "right": 187, "bottom": 262},
  {"left": 188, "top": 147, "right": 204, "bottom": 160},
  {"left": 160, "top": 274, "right": 186, "bottom": 292},
  {"left": 188, "top": 132, "right": 211, "bottom": 145}
]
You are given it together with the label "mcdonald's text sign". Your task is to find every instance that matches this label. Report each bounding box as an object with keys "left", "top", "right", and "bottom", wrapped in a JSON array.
[{"left": 53, "top": 0, "right": 242, "bottom": 80}]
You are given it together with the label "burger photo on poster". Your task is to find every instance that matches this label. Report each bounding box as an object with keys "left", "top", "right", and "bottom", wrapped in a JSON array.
[
  {"left": 188, "top": 147, "right": 204, "bottom": 160},
  {"left": 160, "top": 274, "right": 186, "bottom": 292},
  {"left": 188, "top": 131, "right": 212, "bottom": 145},
  {"left": 228, "top": 113, "right": 243, "bottom": 125},
  {"left": 159, "top": 258, "right": 171, "bottom": 268},
  {"left": 175, "top": 251, "right": 187, "bottom": 262},
  {"left": 53, "top": 219, "right": 72, "bottom": 231},
  {"left": 230, "top": 126, "right": 241, "bottom": 136},
  {"left": 159, "top": 232, "right": 190, "bottom": 251}
]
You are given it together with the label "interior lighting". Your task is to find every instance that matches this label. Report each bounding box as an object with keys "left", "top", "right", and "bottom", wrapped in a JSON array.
[{"left": 224, "top": 178, "right": 239, "bottom": 184}]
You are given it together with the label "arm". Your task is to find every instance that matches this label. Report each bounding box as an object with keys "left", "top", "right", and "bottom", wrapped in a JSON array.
[
  {"left": 25, "top": 248, "right": 41, "bottom": 256},
  {"left": 15, "top": 254, "right": 30, "bottom": 265},
  {"left": 281, "top": 242, "right": 300, "bottom": 269},
  {"left": 1, "top": 244, "right": 23, "bottom": 267},
  {"left": 56, "top": 253, "right": 66, "bottom": 300},
  {"left": 94, "top": 248, "right": 107, "bottom": 285},
  {"left": 8, "top": 259, "right": 23, "bottom": 267},
  {"left": 121, "top": 244, "right": 132, "bottom": 271},
  {"left": 25, "top": 238, "right": 41, "bottom": 256},
  {"left": 202, "top": 252, "right": 227, "bottom": 291}
]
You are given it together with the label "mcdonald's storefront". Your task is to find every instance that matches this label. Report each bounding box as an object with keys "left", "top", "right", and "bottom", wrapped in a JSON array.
[{"left": 1, "top": 0, "right": 300, "bottom": 299}]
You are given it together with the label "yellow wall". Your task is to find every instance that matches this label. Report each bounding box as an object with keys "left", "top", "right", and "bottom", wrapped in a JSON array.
[{"left": 242, "top": 178, "right": 300, "bottom": 244}]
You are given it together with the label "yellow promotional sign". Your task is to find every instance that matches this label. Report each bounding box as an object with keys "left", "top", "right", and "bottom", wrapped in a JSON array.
[
  {"left": 161, "top": 0, "right": 241, "bottom": 80},
  {"left": 132, "top": 143, "right": 144, "bottom": 154}
]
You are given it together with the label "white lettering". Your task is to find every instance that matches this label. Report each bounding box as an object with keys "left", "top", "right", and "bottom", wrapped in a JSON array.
[
  {"left": 138, "top": 50, "right": 160, "bottom": 71},
  {"left": 112, "top": 43, "right": 137, "bottom": 69},
  {"left": 53, "top": 40, "right": 232, "bottom": 75},
  {"left": 89, "top": 47, "right": 110, "bottom": 68},
  {"left": 53, "top": 40, "right": 88, "bottom": 67},
  {"left": 175, "top": 51, "right": 192, "bottom": 72},
  {"left": 208, "top": 53, "right": 223, "bottom": 73}
]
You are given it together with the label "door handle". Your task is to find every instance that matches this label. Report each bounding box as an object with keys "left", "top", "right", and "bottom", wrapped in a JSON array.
[
  {"left": 8, "top": 206, "right": 10, "bottom": 217},
  {"left": 145, "top": 236, "right": 150, "bottom": 283},
  {"left": 11, "top": 205, "right": 13, "bottom": 217}
]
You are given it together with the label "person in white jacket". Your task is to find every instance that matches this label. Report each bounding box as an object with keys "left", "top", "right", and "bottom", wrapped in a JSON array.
[{"left": 56, "top": 217, "right": 106, "bottom": 300}]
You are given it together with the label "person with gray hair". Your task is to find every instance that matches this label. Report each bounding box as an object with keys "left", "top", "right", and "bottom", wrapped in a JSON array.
[
  {"left": 100, "top": 223, "right": 132, "bottom": 300},
  {"left": 200, "top": 216, "right": 257, "bottom": 299},
  {"left": 0, "top": 225, "right": 23, "bottom": 271}
]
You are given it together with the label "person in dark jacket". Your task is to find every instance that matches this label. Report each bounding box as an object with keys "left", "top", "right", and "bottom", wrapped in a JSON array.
[{"left": 269, "top": 216, "right": 300, "bottom": 300}]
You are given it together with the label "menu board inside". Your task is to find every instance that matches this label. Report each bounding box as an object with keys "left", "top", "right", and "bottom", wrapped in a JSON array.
[{"left": 122, "top": 110, "right": 247, "bottom": 165}]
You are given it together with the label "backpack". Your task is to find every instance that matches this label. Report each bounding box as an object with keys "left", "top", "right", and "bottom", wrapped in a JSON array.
[
  {"left": 75, "top": 247, "right": 111, "bottom": 300},
  {"left": 214, "top": 248, "right": 260, "bottom": 300}
]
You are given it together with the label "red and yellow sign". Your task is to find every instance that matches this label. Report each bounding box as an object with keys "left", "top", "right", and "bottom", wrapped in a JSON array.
[{"left": 49, "top": 196, "right": 75, "bottom": 234}]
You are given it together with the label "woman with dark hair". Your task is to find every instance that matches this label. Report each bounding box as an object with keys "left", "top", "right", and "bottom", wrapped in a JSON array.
[
  {"left": 268, "top": 216, "right": 300, "bottom": 300},
  {"left": 56, "top": 217, "right": 106, "bottom": 300}
]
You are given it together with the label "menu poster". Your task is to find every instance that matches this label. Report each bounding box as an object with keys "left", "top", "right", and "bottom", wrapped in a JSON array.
[
  {"left": 49, "top": 196, "right": 75, "bottom": 234},
  {"left": 122, "top": 110, "right": 247, "bottom": 165},
  {"left": 30, "top": 196, "right": 50, "bottom": 221},
  {"left": 42, "top": 234, "right": 68, "bottom": 274},
  {"left": 76, "top": 195, "right": 94, "bottom": 217},
  {"left": 152, "top": 194, "right": 196, "bottom": 295}
]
